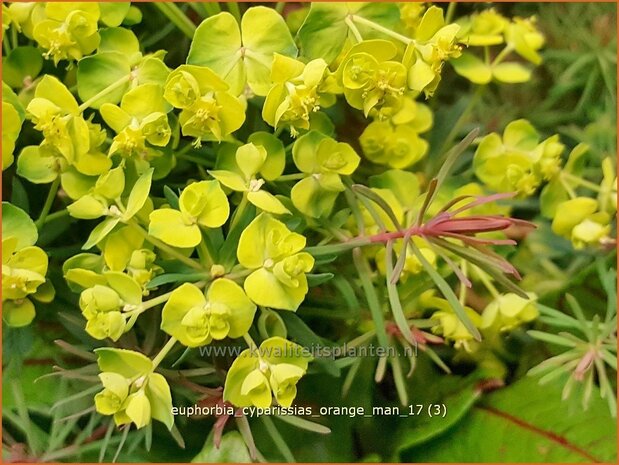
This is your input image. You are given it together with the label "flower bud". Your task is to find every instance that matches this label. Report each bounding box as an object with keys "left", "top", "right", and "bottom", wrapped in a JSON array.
[{"left": 80, "top": 285, "right": 122, "bottom": 317}]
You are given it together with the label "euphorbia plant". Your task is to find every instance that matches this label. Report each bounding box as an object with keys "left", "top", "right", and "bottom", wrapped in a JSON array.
[{"left": 2, "top": 2, "right": 616, "bottom": 462}]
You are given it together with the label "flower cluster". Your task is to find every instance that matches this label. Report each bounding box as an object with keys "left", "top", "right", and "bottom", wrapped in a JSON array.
[
  {"left": 2, "top": 204, "right": 53, "bottom": 327},
  {"left": 3, "top": 2, "right": 613, "bottom": 446},
  {"left": 452, "top": 9, "right": 544, "bottom": 84},
  {"left": 474, "top": 119, "right": 564, "bottom": 197},
  {"left": 94, "top": 348, "right": 173, "bottom": 429},
  {"left": 224, "top": 337, "right": 312, "bottom": 408}
]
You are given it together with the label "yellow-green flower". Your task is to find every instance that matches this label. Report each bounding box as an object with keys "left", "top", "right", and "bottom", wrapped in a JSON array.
[
  {"left": 2, "top": 203, "right": 52, "bottom": 327},
  {"left": 148, "top": 180, "right": 230, "bottom": 248},
  {"left": 290, "top": 131, "right": 360, "bottom": 218},
  {"left": 164, "top": 65, "right": 245, "bottom": 145},
  {"left": 551, "top": 197, "right": 611, "bottom": 249},
  {"left": 2, "top": 97, "right": 22, "bottom": 170},
  {"left": 79, "top": 271, "right": 143, "bottom": 341},
  {"left": 338, "top": 40, "right": 407, "bottom": 117},
  {"left": 237, "top": 214, "right": 314, "bottom": 311},
  {"left": 505, "top": 16, "right": 544, "bottom": 65},
  {"left": 457, "top": 9, "right": 508, "bottom": 46},
  {"left": 424, "top": 293, "right": 482, "bottom": 351},
  {"left": 474, "top": 119, "right": 564, "bottom": 197},
  {"left": 262, "top": 54, "right": 330, "bottom": 135},
  {"left": 32, "top": 2, "right": 101, "bottom": 64},
  {"left": 481, "top": 292, "right": 538, "bottom": 331},
  {"left": 94, "top": 348, "right": 174, "bottom": 429},
  {"left": 223, "top": 337, "right": 311, "bottom": 408},
  {"left": 359, "top": 120, "right": 428, "bottom": 169},
  {"left": 100, "top": 84, "right": 172, "bottom": 169},
  {"left": 405, "top": 6, "right": 462, "bottom": 97},
  {"left": 161, "top": 280, "right": 256, "bottom": 347},
  {"left": 209, "top": 140, "right": 289, "bottom": 215}
]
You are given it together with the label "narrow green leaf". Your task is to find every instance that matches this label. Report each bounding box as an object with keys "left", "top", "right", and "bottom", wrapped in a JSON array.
[
  {"left": 352, "top": 184, "right": 402, "bottom": 230},
  {"left": 408, "top": 240, "right": 481, "bottom": 341},
  {"left": 275, "top": 414, "right": 331, "bottom": 434}
]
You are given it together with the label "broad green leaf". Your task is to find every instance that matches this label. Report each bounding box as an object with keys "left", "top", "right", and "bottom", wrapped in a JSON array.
[
  {"left": 247, "top": 190, "right": 291, "bottom": 215},
  {"left": 145, "top": 373, "right": 174, "bottom": 430},
  {"left": 34, "top": 75, "right": 79, "bottom": 114},
  {"left": 148, "top": 209, "right": 201, "bottom": 248},
  {"left": 187, "top": 13, "right": 243, "bottom": 92},
  {"left": 95, "top": 347, "right": 153, "bottom": 378},
  {"left": 2, "top": 202, "right": 38, "bottom": 248},
  {"left": 77, "top": 52, "right": 131, "bottom": 109},
  {"left": 399, "top": 375, "right": 617, "bottom": 462},
  {"left": 105, "top": 271, "right": 143, "bottom": 306},
  {"left": 396, "top": 381, "right": 481, "bottom": 454},
  {"left": 248, "top": 131, "right": 286, "bottom": 181},
  {"left": 451, "top": 53, "right": 492, "bottom": 84},
  {"left": 123, "top": 168, "right": 153, "bottom": 221},
  {"left": 492, "top": 62, "right": 533, "bottom": 83},
  {"left": 540, "top": 177, "right": 569, "bottom": 219},
  {"left": 4, "top": 299, "right": 36, "bottom": 327},
  {"left": 188, "top": 7, "right": 297, "bottom": 96},
  {"left": 16, "top": 146, "right": 58, "bottom": 185},
  {"left": 2, "top": 46, "right": 43, "bottom": 89},
  {"left": 99, "top": 27, "right": 140, "bottom": 58},
  {"left": 99, "top": 3, "right": 131, "bottom": 27},
  {"left": 83, "top": 217, "right": 120, "bottom": 250},
  {"left": 297, "top": 3, "right": 401, "bottom": 64},
  {"left": 192, "top": 431, "right": 252, "bottom": 463},
  {"left": 241, "top": 6, "right": 298, "bottom": 96}
]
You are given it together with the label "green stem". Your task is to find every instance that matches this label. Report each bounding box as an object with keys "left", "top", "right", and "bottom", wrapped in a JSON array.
[
  {"left": 152, "top": 337, "right": 177, "bottom": 370},
  {"left": 141, "top": 290, "right": 175, "bottom": 310},
  {"left": 176, "top": 153, "right": 212, "bottom": 167},
  {"left": 3, "top": 31, "right": 12, "bottom": 55},
  {"left": 345, "top": 16, "right": 363, "bottom": 43},
  {"left": 225, "top": 268, "right": 253, "bottom": 281},
  {"left": 132, "top": 222, "right": 205, "bottom": 271},
  {"left": 197, "top": 238, "right": 213, "bottom": 268},
  {"left": 227, "top": 2, "right": 241, "bottom": 23},
  {"left": 35, "top": 177, "right": 61, "bottom": 229},
  {"left": 243, "top": 333, "right": 258, "bottom": 352},
  {"left": 261, "top": 417, "right": 295, "bottom": 462},
  {"left": 562, "top": 172, "right": 603, "bottom": 193},
  {"left": 41, "top": 209, "right": 69, "bottom": 224},
  {"left": 275, "top": 2, "right": 285, "bottom": 14},
  {"left": 445, "top": 2, "right": 457, "bottom": 24},
  {"left": 188, "top": 2, "right": 209, "bottom": 18},
  {"left": 276, "top": 173, "right": 306, "bottom": 182},
  {"left": 154, "top": 3, "right": 196, "bottom": 39},
  {"left": 351, "top": 15, "right": 413, "bottom": 45},
  {"left": 230, "top": 194, "right": 249, "bottom": 231},
  {"left": 559, "top": 175, "right": 578, "bottom": 199},
  {"left": 304, "top": 237, "right": 371, "bottom": 257},
  {"left": 203, "top": 2, "right": 221, "bottom": 16},
  {"left": 458, "top": 260, "right": 468, "bottom": 305},
  {"left": 491, "top": 44, "right": 515, "bottom": 67},
  {"left": 78, "top": 74, "right": 131, "bottom": 112},
  {"left": 353, "top": 248, "right": 389, "bottom": 348}
]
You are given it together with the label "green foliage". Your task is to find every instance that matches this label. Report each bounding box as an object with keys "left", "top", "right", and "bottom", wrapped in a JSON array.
[
  {"left": 1, "top": 2, "right": 615, "bottom": 463},
  {"left": 399, "top": 375, "right": 617, "bottom": 462}
]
